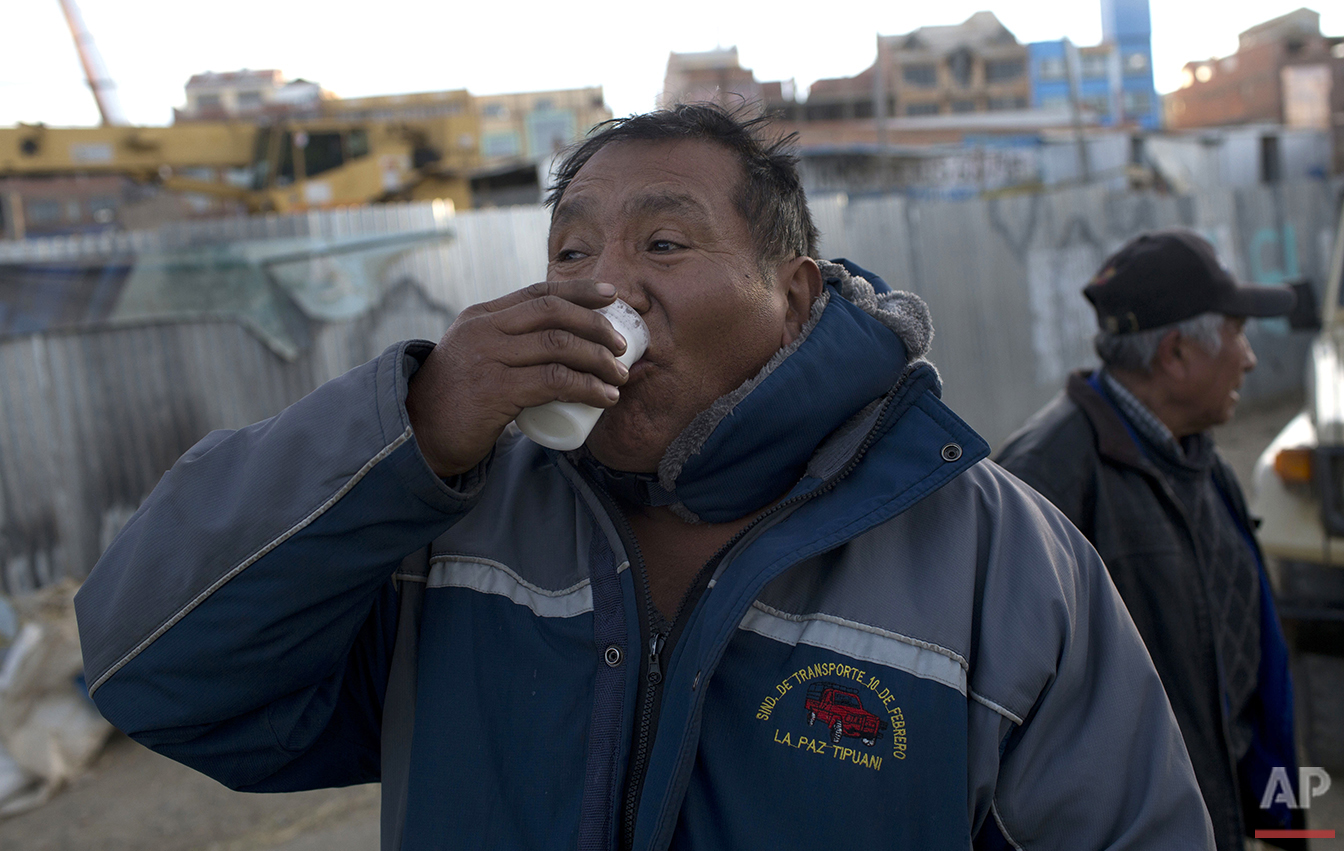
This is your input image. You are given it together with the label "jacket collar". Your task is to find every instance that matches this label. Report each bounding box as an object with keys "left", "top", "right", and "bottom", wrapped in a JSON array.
[
  {"left": 574, "top": 260, "right": 956, "bottom": 524},
  {"left": 1068, "top": 370, "right": 1151, "bottom": 469}
]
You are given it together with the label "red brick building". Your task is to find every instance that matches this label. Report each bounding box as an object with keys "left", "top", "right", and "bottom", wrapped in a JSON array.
[{"left": 1165, "top": 8, "right": 1344, "bottom": 172}]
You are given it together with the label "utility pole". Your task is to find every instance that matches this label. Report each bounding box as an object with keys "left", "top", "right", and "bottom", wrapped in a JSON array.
[
  {"left": 1063, "top": 39, "right": 1092, "bottom": 184},
  {"left": 874, "top": 33, "right": 890, "bottom": 187},
  {"left": 55, "top": 0, "right": 127, "bottom": 126}
]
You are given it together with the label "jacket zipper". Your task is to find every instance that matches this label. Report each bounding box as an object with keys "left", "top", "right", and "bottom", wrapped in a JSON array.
[
  {"left": 618, "top": 527, "right": 737, "bottom": 851},
  {"left": 608, "top": 367, "right": 914, "bottom": 850},
  {"left": 604, "top": 496, "right": 665, "bottom": 851}
]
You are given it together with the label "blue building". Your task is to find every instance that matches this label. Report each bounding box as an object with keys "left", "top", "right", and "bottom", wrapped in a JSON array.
[{"left": 1028, "top": 0, "right": 1161, "bottom": 130}]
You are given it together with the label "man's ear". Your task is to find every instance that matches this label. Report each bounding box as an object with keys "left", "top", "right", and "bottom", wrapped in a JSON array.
[
  {"left": 1152, "top": 328, "right": 1186, "bottom": 380},
  {"left": 778, "top": 257, "right": 824, "bottom": 346}
]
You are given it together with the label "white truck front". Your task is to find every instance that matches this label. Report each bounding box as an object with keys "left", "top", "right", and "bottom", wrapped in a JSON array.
[{"left": 1252, "top": 198, "right": 1344, "bottom": 768}]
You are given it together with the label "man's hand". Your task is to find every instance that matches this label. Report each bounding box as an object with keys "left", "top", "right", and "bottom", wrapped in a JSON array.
[{"left": 406, "top": 280, "right": 630, "bottom": 478}]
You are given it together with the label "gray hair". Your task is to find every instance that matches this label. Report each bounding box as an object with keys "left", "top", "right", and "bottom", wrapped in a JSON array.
[{"left": 1093, "top": 312, "right": 1225, "bottom": 372}]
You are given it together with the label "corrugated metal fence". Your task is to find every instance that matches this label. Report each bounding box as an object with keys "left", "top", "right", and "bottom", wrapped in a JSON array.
[
  {"left": 1, "top": 183, "right": 1339, "bottom": 591},
  {"left": 0, "top": 202, "right": 550, "bottom": 592},
  {"left": 814, "top": 179, "right": 1339, "bottom": 457}
]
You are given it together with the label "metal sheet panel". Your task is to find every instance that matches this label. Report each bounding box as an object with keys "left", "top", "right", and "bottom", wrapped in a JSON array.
[{"left": 0, "top": 185, "right": 1338, "bottom": 591}]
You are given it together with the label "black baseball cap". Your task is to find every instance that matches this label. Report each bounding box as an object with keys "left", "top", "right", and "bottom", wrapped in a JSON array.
[{"left": 1083, "top": 229, "right": 1295, "bottom": 334}]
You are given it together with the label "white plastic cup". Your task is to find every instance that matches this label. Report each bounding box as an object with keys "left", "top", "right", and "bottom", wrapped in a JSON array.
[{"left": 515, "top": 298, "right": 649, "bottom": 450}]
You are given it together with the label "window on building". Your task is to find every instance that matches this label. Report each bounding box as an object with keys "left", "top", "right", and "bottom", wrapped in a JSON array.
[
  {"left": 951, "top": 99, "right": 977, "bottom": 113},
  {"left": 985, "top": 59, "right": 1024, "bottom": 82},
  {"left": 25, "top": 199, "right": 61, "bottom": 225},
  {"left": 1124, "top": 52, "right": 1149, "bottom": 75},
  {"left": 482, "top": 131, "right": 522, "bottom": 159},
  {"left": 905, "top": 102, "right": 940, "bottom": 116},
  {"left": 902, "top": 64, "right": 937, "bottom": 87},
  {"left": 1038, "top": 57, "right": 1067, "bottom": 81},
  {"left": 527, "top": 111, "right": 576, "bottom": 155},
  {"left": 237, "top": 91, "right": 263, "bottom": 109},
  {"left": 1122, "top": 91, "right": 1152, "bottom": 116},
  {"left": 988, "top": 96, "right": 1027, "bottom": 110},
  {"left": 804, "top": 101, "right": 846, "bottom": 121},
  {"left": 1080, "top": 54, "right": 1108, "bottom": 80},
  {"left": 533, "top": 98, "right": 554, "bottom": 112},
  {"left": 482, "top": 103, "right": 508, "bottom": 120},
  {"left": 948, "top": 48, "right": 974, "bottom": 88},
  {"left": 854, "top": 99, "right": 875, "bottom": 119},
  {"left": 1082, "top": 94, "right": 1110, "bottom": 116},
  {"left": 196, "top": 93, "right": 222, "bottom": 110},
  {"left": 1041, "top": 95, "right": 1069, "bottom": 112},
  {"left": 65, "top": 200, "right": 82, "bottom": 223}
]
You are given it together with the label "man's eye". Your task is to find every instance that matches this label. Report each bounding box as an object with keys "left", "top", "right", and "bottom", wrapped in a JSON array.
[
  {"left": 649, "top": 239, "right": 682, "bottom": 253},
  {"left": 556, "top": 249, "right": 587, "bottom": 262}
]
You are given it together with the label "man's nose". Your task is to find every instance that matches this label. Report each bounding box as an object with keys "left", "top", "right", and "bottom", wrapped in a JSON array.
[
  {"left": 592, "top": 250, "right": 650, "bottom": 313},
  {"left": 1242, "top": 336, "right": 1258, "bottom": 372}
]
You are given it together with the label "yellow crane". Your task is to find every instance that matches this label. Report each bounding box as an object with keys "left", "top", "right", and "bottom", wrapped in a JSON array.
[
  {"left": 0, "top": 117, "right": 477, "bottom": 214},
  {"left": 1, "top": 0, "right": 478, "bottom": 216}
]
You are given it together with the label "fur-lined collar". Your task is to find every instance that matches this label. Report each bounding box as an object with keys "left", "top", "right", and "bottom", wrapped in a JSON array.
[{"left": 574, "top": 260, "right": 937, "bottom": 523}]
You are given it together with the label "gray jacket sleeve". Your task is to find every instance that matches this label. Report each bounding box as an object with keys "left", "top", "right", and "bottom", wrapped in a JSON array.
[
  {"left": 74, "top": 341, "right": 486, "bottom": 790},
  {"left": 967, "top": 463, "right": 1215, "bottom": 849}
]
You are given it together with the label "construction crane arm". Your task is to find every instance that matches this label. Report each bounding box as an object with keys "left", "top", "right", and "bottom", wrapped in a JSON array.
[{"left": 55, "top": 0, "right": 127, "bottom": 127}]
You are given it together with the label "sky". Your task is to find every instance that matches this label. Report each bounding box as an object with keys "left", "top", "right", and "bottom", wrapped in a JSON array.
[{"left": 2, "top": 0, "right": 1340, "bottom": 128}]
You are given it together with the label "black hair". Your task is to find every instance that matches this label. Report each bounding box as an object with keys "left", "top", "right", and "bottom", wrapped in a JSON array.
[{"left": 546, "top": 102, "right": 819, "bottom": 268}]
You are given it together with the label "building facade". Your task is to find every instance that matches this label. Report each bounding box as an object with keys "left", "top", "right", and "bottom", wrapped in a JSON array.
[
  {"left": 176, "top": 70, "right": 329, "bottom": 123},
  {"left": 661, "top": 49, "right": 764, "bottom": 110},
  {"left": 875, "top": 12, "right": 1031, "bottom": 119},
  {"left": 0, "top": 175, "right": 130, "bottom": 238},
  {"left": 657, "top": 15, "right": 1036, "bottom": 147},
  {"left": 1028, "top": 0, "right": 1159, "bottom": 130},
  {"left": 753, "top": 13, "right": 1032, "bottom": 123},
  {"left": 1165, "top": 8, "right": 1343, "bottom": 173},
  {"left": 1101, "top": 0, "right": 1161, "bottom": 128}
]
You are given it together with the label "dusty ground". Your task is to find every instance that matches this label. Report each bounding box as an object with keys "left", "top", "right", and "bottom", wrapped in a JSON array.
[
  {"left": 0, "top": 733, "right": 378, "bottom": 850},
  {"left": 0, "top": 394, "right": 1339, "bottom": 850}
]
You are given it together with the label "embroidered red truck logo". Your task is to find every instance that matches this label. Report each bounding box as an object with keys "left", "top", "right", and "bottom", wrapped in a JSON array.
[{"left": 804, "top": 681, "right": 886, "bottom": 747}]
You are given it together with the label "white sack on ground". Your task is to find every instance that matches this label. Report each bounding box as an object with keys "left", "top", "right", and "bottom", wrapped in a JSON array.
[{"left": 0, "top": 581, "right": 114, "bottom": 818}]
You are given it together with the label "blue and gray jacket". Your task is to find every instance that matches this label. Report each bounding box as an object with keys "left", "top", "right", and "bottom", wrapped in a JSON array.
[{"left": 75, "top": 261, "right": 1215, "bottom": 850}]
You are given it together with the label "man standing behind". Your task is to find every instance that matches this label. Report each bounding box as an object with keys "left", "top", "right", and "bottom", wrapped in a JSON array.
[{"left": 996, "top": 229, "right": 1302, "bottom": 851}]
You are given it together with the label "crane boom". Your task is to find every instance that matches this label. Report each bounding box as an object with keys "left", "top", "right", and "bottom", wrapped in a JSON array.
[{"left": 55, "top": 0, "right": 127, "bottom": 126}]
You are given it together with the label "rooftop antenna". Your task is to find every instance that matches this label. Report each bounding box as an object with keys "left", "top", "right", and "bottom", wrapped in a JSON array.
[{"left": 56, "top": 0, "right": 128, "bottom": 125}]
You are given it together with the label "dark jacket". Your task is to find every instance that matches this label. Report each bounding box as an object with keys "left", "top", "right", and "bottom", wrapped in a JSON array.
[{"left": 995, "top": 370, "right": 1301, "bottom": 851}]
